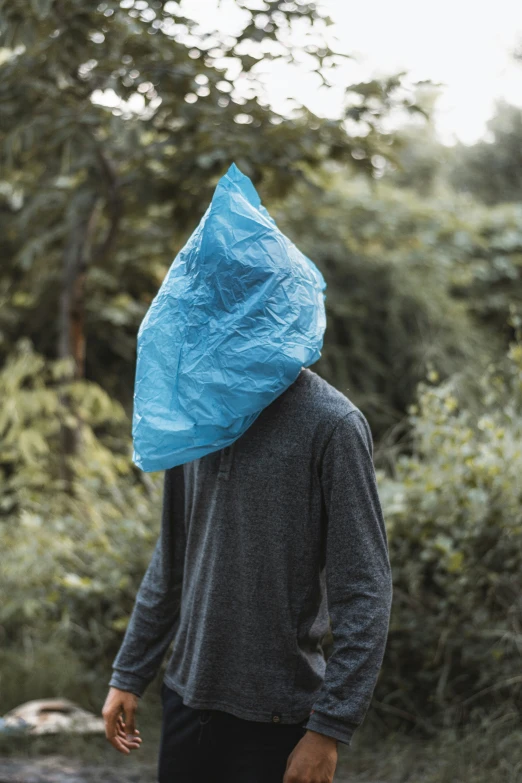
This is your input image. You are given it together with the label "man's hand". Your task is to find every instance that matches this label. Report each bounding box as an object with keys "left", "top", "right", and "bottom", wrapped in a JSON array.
[
  {"left": 102, "top": 687, "right": 143, "bottom": 755},
  {"left": 283, "top": 730, "right": 338, "bottom": 783}
]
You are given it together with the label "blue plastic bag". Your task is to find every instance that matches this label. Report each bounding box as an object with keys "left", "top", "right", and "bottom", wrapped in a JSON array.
[{"left": 132, "top": 163, "right": 326, "bottom": 472}]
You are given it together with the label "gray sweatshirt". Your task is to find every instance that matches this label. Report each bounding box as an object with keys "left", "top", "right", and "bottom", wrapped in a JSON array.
[{"left": 109, "top": 367, "right": 392, "bottom": 745}]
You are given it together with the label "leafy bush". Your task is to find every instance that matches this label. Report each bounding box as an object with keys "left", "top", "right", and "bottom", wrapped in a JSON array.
[
  {"left": 0, "top": 340, "right": 162, "bottom": 695},
  {"left": 377, "top": 339, "right": 522, "bottom": 725},
  {"left": 274, "top": 176, "right": 498, "bottom": 438}
]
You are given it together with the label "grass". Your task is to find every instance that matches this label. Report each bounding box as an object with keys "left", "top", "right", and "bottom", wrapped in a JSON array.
[{"left": 337, "top": 715, "right": 522, "bottom": 783}]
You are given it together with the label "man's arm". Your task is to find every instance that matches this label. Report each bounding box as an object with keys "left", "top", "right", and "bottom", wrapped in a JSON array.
[
  {"left": 303, "top": 408, "right": 393, "bottom": 746},
  {"left": 108, "top": 465, "right": 186, "bottom": 696}
]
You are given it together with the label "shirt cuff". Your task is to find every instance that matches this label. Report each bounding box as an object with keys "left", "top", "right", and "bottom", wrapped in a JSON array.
[
  {"left": 303, "top": 710, "right": 358, "bottom": 746},
  {"left": 108, "top": 670, "right": 151, "bottom": 698}
]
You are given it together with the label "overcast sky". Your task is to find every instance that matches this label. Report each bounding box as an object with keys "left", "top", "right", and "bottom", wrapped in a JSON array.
[{"left": 181, "top": 0, "right": 522, "bottom": 146}]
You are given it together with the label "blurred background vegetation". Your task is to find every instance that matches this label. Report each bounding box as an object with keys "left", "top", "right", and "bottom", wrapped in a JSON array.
[{"left": 1, "top": 1, "right": 521, "bottom": 780}]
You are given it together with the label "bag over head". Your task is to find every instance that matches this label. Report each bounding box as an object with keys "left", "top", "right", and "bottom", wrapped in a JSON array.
[{"left": 132, "top": 162, "right": 326, "bottom": 472}]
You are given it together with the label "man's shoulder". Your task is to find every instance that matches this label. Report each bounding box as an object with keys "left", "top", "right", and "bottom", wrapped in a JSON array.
[
  {"left": 294, "top": 370, "right": 374, "bottom": 461},
  {"left": 292, "top": 368, "right": 361, "bottom": 432},
  {"left": 300, "top": 367, "right": 358, "bottom": 414}
]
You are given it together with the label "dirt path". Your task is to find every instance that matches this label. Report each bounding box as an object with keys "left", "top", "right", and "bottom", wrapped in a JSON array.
[
  {"left": 0, "top": 754, "right": 366, "bottom": 783},
  {"left": 0, "top": 756, "right": 154, "bottom": 783}
]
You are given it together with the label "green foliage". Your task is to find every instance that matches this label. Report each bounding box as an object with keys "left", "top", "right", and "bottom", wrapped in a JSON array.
[
  {"left": 448, "top": 200, "right": 522, "bottom": 345},
  {"left": 0, "top": 340, "right": 162, "bottom": 679},
  {"left": 0, "top": 639, "right": 89, "bottom": 714},
  {"left": 382, "top": 98, "right": 522, "bottom": 210},
  {"left": 379, "top": 100, "right": 522, "bottom": 353},
  {"left": 386, "top": 122, "right": 452, "bottom": 197},
  {"left": 274, "top": 174, "right": 495, "bottom": 437},
  {"left": 0, "top": 0, "right": 428, "bottom": 406},
  {"left": 377, "top": 340, "right": 522, "bottom": 723},
  {"left": 450, "top": 101, "right": 522, "bottom": 206}
]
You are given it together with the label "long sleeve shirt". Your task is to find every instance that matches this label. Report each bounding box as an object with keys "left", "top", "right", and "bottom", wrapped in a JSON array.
[{"left": 109, "top": 367, "right": 393, "bottom": 746}]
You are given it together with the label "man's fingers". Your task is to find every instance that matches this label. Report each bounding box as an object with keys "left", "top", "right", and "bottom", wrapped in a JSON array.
[
  {"left": 105, "top": 719, "right": 130, "bottom": 755},
  {"left": 102, "top": 688, "right": 141, "bottom": 755},
  {"left": 109, "top": 735, "right": 132, "bottom": 755},
  {"left": 117, "top": 715, "right": 140, "bottom": 734},
  {"left": 117, "top": 720, "right": 142, "bottom": 746},
  {"left": 108, "top": 727, "right": 141, "bottom": 754},
  {"left": 118, "top": 728, "right": 141, "bottom": 745},
  {"left": 119, "top": 736, "right": 141, "bottom": 750},
  {"left": 104, "top": 712, "right": 139, "bottom": 754},
  {"left": 103, "top": 707, "right": 120, "bottom": 748},
  {"left": 124, "top": 707, "right": 137, "bottom": 736}
]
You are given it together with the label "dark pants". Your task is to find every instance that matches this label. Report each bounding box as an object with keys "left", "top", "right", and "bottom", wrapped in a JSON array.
[{"left": 158, "top": 681, "right": 307, "bottom": 783}]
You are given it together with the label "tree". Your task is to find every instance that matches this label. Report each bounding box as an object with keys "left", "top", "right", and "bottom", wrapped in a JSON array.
[
  {"left": 0, "top": 1, "right": 427, "bottom": 467},
  {"left": 450, "top": 100, "right": 522, "bottom": 206},
  {"left": 273, "top": 172, "right": 495, "bottom": 440}
]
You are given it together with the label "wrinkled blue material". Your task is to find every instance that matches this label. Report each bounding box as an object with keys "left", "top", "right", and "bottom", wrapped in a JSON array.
[{"left": 132, "top": 162, "right": 326, "bottom": 472}]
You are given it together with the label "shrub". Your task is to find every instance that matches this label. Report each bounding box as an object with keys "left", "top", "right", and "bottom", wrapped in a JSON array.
[
  {"left": 0, "top": 340, "right": 162, "bottom": 687},
  {"left": 377, "top": 340, "right": 522, "bottom": 725}
]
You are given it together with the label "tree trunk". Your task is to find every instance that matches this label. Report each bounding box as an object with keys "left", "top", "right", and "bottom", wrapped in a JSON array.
[{"left": 57, "top": 195, "right": 99, "bottom": 487}]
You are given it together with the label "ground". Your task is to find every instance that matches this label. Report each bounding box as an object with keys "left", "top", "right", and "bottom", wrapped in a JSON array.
[
  {"left": 0, "top": 700, "right": 520, "bottom": 782},
  {"left": 0, "top": 752, "right": 358, "bottom": 783}
]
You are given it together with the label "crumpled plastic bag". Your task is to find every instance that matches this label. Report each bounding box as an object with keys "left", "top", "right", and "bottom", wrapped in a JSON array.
[{"left": 132, "top": 162, "right": 326, "bottom": 472}]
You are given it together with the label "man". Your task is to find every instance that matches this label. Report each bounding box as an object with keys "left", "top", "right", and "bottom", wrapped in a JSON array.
[{"left": 102, "top": 365, "right": 393, "bottom": 783}]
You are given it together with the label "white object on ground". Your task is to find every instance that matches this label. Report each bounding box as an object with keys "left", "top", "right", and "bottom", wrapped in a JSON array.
[{"left": 1, "top": 699, "right": 105, "bottom": 735}]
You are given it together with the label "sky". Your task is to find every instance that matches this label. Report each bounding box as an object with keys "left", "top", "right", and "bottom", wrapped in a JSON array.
[{"left": 180, "top": 0, "right": 522, "bottom": 146}]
